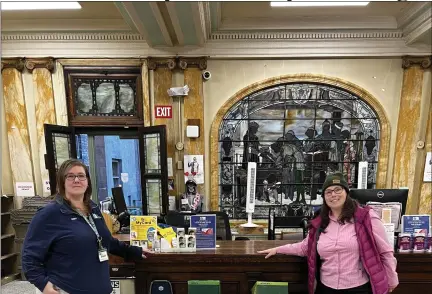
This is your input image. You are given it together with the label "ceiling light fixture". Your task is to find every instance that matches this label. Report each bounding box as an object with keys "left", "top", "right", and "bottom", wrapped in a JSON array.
[
  {"left": 1, "top": 1, "right": 82, "bottom": 11},
  {"left": 270, "top": 1, "right": 370, "bottom": 7}
]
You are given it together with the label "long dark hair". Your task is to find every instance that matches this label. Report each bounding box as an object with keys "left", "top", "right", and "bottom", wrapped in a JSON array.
[
  {"left": 55, "top": 159, "right": 93, "bottom": 212},
  {"left": 318, "top": 190, "right": 358, "bottom": 232}
]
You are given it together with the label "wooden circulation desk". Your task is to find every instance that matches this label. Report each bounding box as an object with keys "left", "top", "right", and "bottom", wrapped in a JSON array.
[{"left": 110, "top": 235, "right": 432, "bottom": 294}]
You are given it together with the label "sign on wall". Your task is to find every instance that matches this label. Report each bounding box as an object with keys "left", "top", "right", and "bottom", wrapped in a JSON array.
[
  {"left": 155, "top": 105, "right": 172, "bottom": 118},
  {"left": 110, "top": 280, "right": 121, "bottom": 294}
]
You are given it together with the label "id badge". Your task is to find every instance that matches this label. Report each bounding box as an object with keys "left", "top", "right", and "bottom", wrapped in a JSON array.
[{"left": 98, "top": 248, "right": 108, "bottom": 262}]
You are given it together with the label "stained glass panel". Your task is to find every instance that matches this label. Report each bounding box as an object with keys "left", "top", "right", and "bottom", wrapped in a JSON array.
[
  {"left": 73, "top": 78, "right": 137, "bottom": 117},
  {"left": 218, "top": 83, "right": 381, "bottom": 219}
]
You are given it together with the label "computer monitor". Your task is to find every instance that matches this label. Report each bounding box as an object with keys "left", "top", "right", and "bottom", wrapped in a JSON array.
[
  {"left": 350, "top": 189, "right": 408, "bottom": 217},
  {"left": 111, "top": 187, "right": 128, "bottom": 215}
]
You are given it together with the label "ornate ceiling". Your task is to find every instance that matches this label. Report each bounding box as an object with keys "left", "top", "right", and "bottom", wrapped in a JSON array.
[{"left": 1, "top": 1, "right": 431, "bottom": 57}]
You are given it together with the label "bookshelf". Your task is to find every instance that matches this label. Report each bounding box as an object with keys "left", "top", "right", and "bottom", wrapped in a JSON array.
[{"left": 1, "top": 195, "right": 19, "bottom": 285}]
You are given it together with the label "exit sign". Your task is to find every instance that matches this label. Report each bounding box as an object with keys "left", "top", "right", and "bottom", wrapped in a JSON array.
[{"left": 155, "top": 105, "right": 172, "bottom": 118}]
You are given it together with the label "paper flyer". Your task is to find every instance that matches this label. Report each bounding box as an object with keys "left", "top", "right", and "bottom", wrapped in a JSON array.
[
  {"left": 402, "top": 215, "right": 430, "bottom": 235},
  {"left": 190, "top": 214, "right": 216, "bottom": 249},
  {"left": 184, "top": 155, "right": 204, "bottom": 184},
  {"left": 130, "top": 216, "right": 158, "bottom": 248}
]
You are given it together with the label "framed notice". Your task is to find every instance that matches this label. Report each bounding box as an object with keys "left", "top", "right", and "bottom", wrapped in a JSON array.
[
  {"left": 402, "top": 215, "right": 430, "bottom": 235},
  {"left": 190, "top": 214, "right": 216, "bottom": 249}
]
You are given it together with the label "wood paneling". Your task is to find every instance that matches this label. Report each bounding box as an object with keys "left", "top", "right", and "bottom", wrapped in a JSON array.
[
  {"left": 2, "top": 68, "right": 34, "bottom": 207},
  {"left": 184, "top": 68, "right": 204, "bottom": 193},
  {"left": 153, "top": 68, "right": 175, "bottom": 195}
]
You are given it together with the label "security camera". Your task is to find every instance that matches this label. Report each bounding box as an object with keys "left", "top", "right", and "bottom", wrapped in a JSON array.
[{"left": 202, "top": 70, "right": 211, "bottom": 81}]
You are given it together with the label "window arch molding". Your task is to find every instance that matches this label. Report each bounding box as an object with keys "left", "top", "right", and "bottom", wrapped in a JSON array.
[{"left": 209, "top": 74, "right": 390, "bottom": 211}]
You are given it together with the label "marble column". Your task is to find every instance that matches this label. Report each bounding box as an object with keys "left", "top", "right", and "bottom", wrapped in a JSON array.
[
  {"left": 419, "top": 107, "right": 432, "bottom": 216},
  {"left": 1, "top": 58, "right": 34, "bottom": 207},
  {"left": 392, "top": 56, "right": 431, "bottom": 214},
  {"left": 25, "top": 58, "right": 56, "bottom": 196},
  {"left": 52, "top": 60, "right": 68, "bottom": 126},
  {"left": 141, "top": 59, "right": 151, "bottom": 127}
]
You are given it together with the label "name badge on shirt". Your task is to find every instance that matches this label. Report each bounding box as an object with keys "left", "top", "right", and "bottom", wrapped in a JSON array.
[{"left": 98, "top": 248, "right": 108, "bottom": 262}]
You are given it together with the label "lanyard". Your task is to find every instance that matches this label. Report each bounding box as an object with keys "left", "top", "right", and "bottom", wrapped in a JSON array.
[{"left": 77, "top": 210, "right": 104, "bottom": 249}]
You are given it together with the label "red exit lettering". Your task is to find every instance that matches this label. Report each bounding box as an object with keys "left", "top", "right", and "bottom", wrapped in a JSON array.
[{"left": 155, "top": 106, "right": 172, "bottom": 118}]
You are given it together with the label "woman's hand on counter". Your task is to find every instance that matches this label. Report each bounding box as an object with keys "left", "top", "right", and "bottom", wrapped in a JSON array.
[
  {"left": 142, "top": 248, "right": 153, "bottom": 258},
  {"left": 257, "top": 248, "right": 277, "bottom": 259}
]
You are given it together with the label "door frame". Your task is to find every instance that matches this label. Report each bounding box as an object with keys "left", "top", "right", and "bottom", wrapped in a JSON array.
[{"left": 44, "top": 124, "right": 77, "bottom": 194}]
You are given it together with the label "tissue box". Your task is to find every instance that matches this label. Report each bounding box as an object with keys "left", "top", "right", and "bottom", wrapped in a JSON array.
[
  {"left": 188, "top": 280, "right": 220, "bottom": 294},
  {"left": 252, "top": 281, "right": 288, "bottom": 294}
]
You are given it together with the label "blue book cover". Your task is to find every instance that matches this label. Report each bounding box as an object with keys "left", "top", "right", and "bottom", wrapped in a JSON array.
[
  {"left": 402, "top": 215, "right": 430, "bottom": 235},
  {"left": 190, "top": 214, "right": 216, "bottom": 249}
]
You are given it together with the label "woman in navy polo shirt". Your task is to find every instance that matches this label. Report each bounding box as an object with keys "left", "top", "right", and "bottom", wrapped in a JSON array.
[{"left": 22, "top": 159, "right": 151, "bottom": 294}]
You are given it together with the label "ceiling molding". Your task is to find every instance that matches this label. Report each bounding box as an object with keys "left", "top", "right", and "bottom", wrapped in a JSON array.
[
  {"left": 209, "top": 2, "right": 221, "bottom": 32},
  {"left": 1, "top": 32, "right": 145, "bottom": 41},
  {"left": 166, "top": 2, "right": 185, "bottom": 46},
  {"left": 405, "top": 18, "right": 432, "bottom": 45},
  {"left": 400, "top": 4, "right": 432, "bottom": 45},
  {"left": 219, "top": 16, "right": 398, "bottom": 31},
  {"left": 190, "top": 2, "right": 208, "bottom": 46},
  {"left": 115, "top": 2, "right": 152, "bottom": 44},
  {"left": 149, "top": 2, "right": 173, "bottom": 47},
  {"left": 210, "top": 31, "right": 404, "bottom": 41},
  {"left": 397, "top": 2, "right": 431, "bottom": 29},
  {"left": 2, "top": 33, "right": 431, "bottom": 58},
  {"left": 1, "top": 19, "right": 130, "bottom": 32},
  {"left": 203, "top": 2, "right": 212, "bottom": 39}
]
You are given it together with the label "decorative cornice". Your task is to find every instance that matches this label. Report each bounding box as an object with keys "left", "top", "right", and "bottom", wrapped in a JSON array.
[
  {"left": 210, "top": 31, "right": 403, "bottom": 40},
  {"left": 148, "top": 57, "right": 207, "bottom": 70},
  {"left": 25, "top": 57, "right": 55, "bottom": 73},
  {"left": 2, "top": 37, "right": 431, "bottom": 58},
  {"left": 1, "top": 57, "right": 25, "bottom": 72},
  {"left": 402, "top": 56, "right": 432, "bottom": 69},
  {"left": 1, "top": 32, "right": 145, "bottom": 41}
]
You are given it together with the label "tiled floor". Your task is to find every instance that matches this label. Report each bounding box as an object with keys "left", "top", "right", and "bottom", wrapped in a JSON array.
[{"left": 2, "top": 280, "right": 35, "bottom": 294}]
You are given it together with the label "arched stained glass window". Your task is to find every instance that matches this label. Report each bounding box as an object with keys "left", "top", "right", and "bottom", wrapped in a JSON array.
[{"left": 218, "top": 83, "right": 380, "bottom": 219}]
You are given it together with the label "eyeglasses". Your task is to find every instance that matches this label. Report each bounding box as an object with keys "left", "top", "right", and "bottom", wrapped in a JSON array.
[
  {"left": 65, "top": 174, "right": 87, "bottom": 181},
  {"left": 324, "top": 186, "right": 344, "bottom": 197}
]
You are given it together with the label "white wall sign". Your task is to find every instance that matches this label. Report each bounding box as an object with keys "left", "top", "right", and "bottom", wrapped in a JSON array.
[
  {"left": 43, "top": 179, "right": 50, "bottom": 193},
  {"left": 121, "top": 173, "right": 129, "bottom": 183},
  {"left": 167, "top": 158, "right": 173, "bottom": 177},
  {"left": 424, "top": 152, "right": 431, "bottom": 182},
  {"left": 15, "top": 182, "right": 35, "bottom": 197},
  {"left": 110, "top": 280, "right": 121, "bottom": 294}
]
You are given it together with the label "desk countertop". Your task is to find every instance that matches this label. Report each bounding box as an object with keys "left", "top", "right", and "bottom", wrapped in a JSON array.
[{"left": 112, "top": 234, "right": 432, "bottom": 263}]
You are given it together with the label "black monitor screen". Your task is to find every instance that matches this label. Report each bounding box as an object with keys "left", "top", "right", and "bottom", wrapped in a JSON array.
[
  {"left": 112, "top": 187, "right": 128, "bottom": 215},
  {"left": 350, "top": 189, "right": 408, "bottom": 216}
]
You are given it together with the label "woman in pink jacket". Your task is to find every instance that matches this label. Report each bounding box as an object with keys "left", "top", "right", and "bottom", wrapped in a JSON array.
[{"left": 258, "top": 172, "right": 398, "bottom": 294}]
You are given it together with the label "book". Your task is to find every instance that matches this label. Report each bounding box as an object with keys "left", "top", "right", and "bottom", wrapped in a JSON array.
[{"left": 252, "top": 281, "right": 288, "bottom": 294}]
